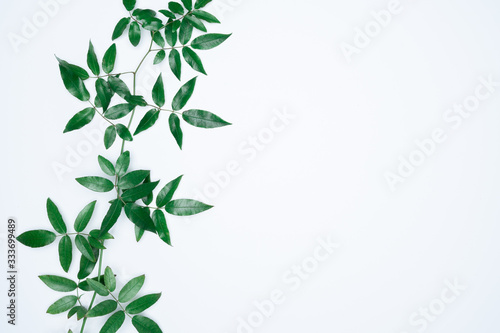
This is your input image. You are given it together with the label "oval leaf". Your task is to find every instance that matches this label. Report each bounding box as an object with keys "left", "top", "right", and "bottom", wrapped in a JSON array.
[
  {"left": 100, "top": 310, "right": 125, "bottom": 333},
  {"left": 87, "top": 40, "right": 100, "bottom": 76},
  {"left": 165, "top": 199, "right": 213, "bottom": 216},
  {"left": 47, "top": 296, "right": 78, "bottom": 315},
  {"left": 118, "top": 170, "right": 150, "bottom": 190},
  {"left": 87, "top": 300, "right": 117, "bottom": 318},
  {"left": 75, "top": 235, "right": 96, "bottom": 262},
  {"left": 64, "top": 108, "right": 95, "bottom": 133},
  {"left": 182, "top": 109, "right": 231, "bottom": 128},
  {"left": 119, "top": 275, "right": 145, "bottom": 303},
  {"left": 116, "top": 124, "right": 133, "bottom": 141},
  {"left": 99, "top": 200, "right": 124, "bottom": 237},
  {"left": 154, "top": 50, "right": 166, "bottom": 65},
  {"left": 168, "top": 113, "right": 183, "bottom": 149},
  {"left": 152, "top": 73, "right": 165, "bottom": 107},
  {"left": 124, "top": 203, "right": 156, "bottom": 233},
  {"left": 47, "top": 198, "right": 67, "bottom": 234},
  {"left": 76, "top": 176, "right": 114, "bottom": 193},
  {"left": 113, "top": 17, "right": 131, "bottom": 40},
  {"left": 104, "top": 103, "right": 134, "bottom": 120},
  {"left": 191, "top": 33, "right": 231, "bottom": 50},
  {"left": 132, "top": 315, "right": 162, "bottom": 333},
  {"left": 121, "top": 181, "right": 159, "bottom": 203},
  {"left": 39, "top": 275, "right": 77, "bottom": 292},
  {"left": 103, "top": 44, "right": 117, "bottom": 74},
  {"left": 116, "top": 151, "right": 130, "bottom": 177},
  {"left": 152, "top": 210, "right": 171, "bottom": 245},
  {"left": 104, "top": 126, "right": 117, "bottom": 150},
  {"left": 172, "top": 77, "right": 196, "bottom": 111},
  {"left": 58, "top": 235, "right": 72, "bottom": 272},
  {"left": 104, "top": 266, "right": 116, "bottom": 292},
  {"left": 134, "top": 109, "right": 160, "bottom": 135},
  {"left": 74, "top": 201, "right": 97, "bottom": 233},
  {"left": 126, "top": 293, "right": 162, "bottom": 315},
  {"left": 169, "top": 49, "right": 182, "bottom": 81},
  {"left": 182, "top": 47, "right": 206, "bottom": 75},
  {"left": 129, "top": 21, "right": 141, "bottom": 47},
  {"left": 156, "top": 175, "right": 183, "bottom": 207},
  {"left": 86, "top": 278, "right": 109, "bottom": 296},
  {"left": 17, "top": 230, "right": 56, "bottom": 248},
  {"left": 98, "top": 156, "right": 116, "bottom": 177}
]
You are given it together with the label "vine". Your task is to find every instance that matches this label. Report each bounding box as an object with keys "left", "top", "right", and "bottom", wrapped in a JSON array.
[{"left": 16, "top": 0, "right": 231, "bottom": 332}]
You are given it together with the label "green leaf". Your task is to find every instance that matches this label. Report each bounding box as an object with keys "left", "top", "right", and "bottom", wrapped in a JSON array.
[
  {"left": 182, "top": 109, "right": 231, "bottom": 128},
  {"left": 76, "top": 176, "right": 114, "bottom": 193},
  {"left": 123, "top": 0, "right": 136, "bottom": 11},
  {"left": 76, "top": 235, "right": 96, "bottom": 262},
  {"left": 126, "top": 95, "right": 148, "bottom": 107},
  {"left": 96, "top": 78, "right": 113, "bottom": 111},
  {"left": 58, "top": 235, "right": 72, "bottom": 272},
  {"left": 156, "top": 175, "right": 183, "bottom": 207},
  {"left": 179, "top": 18, "right": 193, "bottom": 45},
  {"left": 135, "top": 225, "right": 145, "bottom": 242},
  {"left": 99, "top": 200, "right": 124, "bottom": 237},
  {"left": 133, "top": 9, "right": 156, "bottom": 20},
  {"left": 159, "top": 10, "right": 176, "bottom": 20},
  {"left": 98, "top": 156, "right": 115, "bottom": 177},
  {"left": 182, "top": 0, "right": 193, "bottom": 10},
  {"left": 152, "top": 31, "right": 165, "bottom": 47},
  {"left": 194, "top": 0, "right": 212, "bottom": 9},
  {"left": 121, "top": 181, "right": 159, "bottom": 203},
  {"left": 132, "top": 315, "right": 162, "bottom": 333},
  {"left": 165, "top": 23, "right": 178, "bottom": 47},
  {"left": 104, "top": 103, "right": 135, "bottom": 120},
  {"left": 172, "top": 76, "right": 197, "bottom": 111},
  {"left": 17, "top": 230, "right": 56, "bottom": 248},
  {"left": 63, "top": 108, "right": 96, "bottom": 133},
  {"left": 116, "top": 151, "right": 130, "bottom": 177},
  {"left": 118, "top": 170, "right": 150, "bottom": 190},
  {"left": 153, "top": 50, "right": 166, "bottom": 65},
  {"left": 39, "top": 275, "right": 77, "bottom": 292},
  {"left": 100, "top": 311, "right": 125, "bottom": 333},
  {"left": 74, "top": 201, "right": 97, "bottom": 232},
  {"left": 129, "top": 21, "right": 141, "bottom": 47},
  {"left": 191, "top": 33, "right": 231, "bottom": 50},
  {"left": 169, "top": 49, "right": 182, "bottom": 81},
  {"left": 56, "top": 57, "right": 89, "bottom": 80},
  {"left": 47, "top": 198, "right": 67, "bottom": 234},
  {"left": 102, "top": 44, "right": 117, "bottom": 74},
  {"left": 87, "top": 40, "right": 100, "bottom": 76},
  {"left": 169, "top": 113, "right": 183, "bottom": 149},
  {"left": 88, "top": 235, "right": 106, "bottom": 250},
  {"left": 104, "top": 126, "right": 117, "bottom": 150},
  {"left": 116, "top": 124, "right": 133, "bottom": 141},
  {"left": 104, "top": 267, "right": 116, "bottom": 292},
  {"left": 142, "top": 174, "right": 154, "bottom": 206},
  {"left": 192, "top": 10, "right": 220, "bottom": 24},
  {"left": 90, "top": 229, "right": 114, "bottom": 240},
  {"left": 78, "top": 275, "right": 105, "bottom": 291},
  {"left": 108, "top": 76, "right": 131, "bottom": 99},
  {"left": 124, "top": 203, "right": 156, "bottom": 233},
  {"left": 134, "top": 109, "right": 160, "bottom": 135},
  {"left": 87, "top": 300, "right": 117, "bottom": 318},
  {"left": 152, "top": 210, "right": 171, "bottom": 245},
  {"left": 68, "top": 306, "right": 87, "bottom": 321},
  {"left": 126, "top": 293, "right": 162, "bottom": 315},
  {"left": 58, "top": 64, "right": 90, "bottom": 101},
  {"left": 86, "top": 278, "right": 109, "bottom": 296},
  {"left": 77, "top": 248, "right": 99, "bottom": 280},
  {"left": 152, "top": 74, "right": 165, "bottom": 107},
  {"left": 112, "top": 17, "right": 131, "bottom": 40},
  {"left": 168, "top": 1, "right": 184, "bottom": 14},
  {"left": 142, "top": 17, "right": 163, "bottom": 31},
  {"left": 165, "top": 199, "right": 213, "bottom": 216},
  {"left": 185, "top": 14, "right": 207, "bottom": 32},
  {"left": 182, "top": 47, "right": 206, "bottom": 75},
  {"left": 119, "top": 275, "right": 145, "bottom": 303},
  {"left": 47, "top": 296, "right": 78, "bottom": 315}
]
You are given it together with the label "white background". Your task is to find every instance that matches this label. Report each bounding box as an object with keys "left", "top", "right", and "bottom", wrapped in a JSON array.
[{"left": 2, "top": 0, "right": 500, "bottom": 332}]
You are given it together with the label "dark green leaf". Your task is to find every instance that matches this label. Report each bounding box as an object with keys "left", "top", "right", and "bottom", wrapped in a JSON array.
[
  {"left": 194, "top": 0, "right": 212, "bottom": 9},
  {"left": 118, "top": 275, "right": 145, "bottom": 303},
  {"left": 191, "top": 33, "right": 231, "bottom": 50},
  {"left": 179, "top": 18, "right": 193, "bottom": 45},
  {"left": 103, "top": 44, "right": 117, "bottom": 74},
  {"left": 58, "top": 235, "right": 72, "bottom": 272},
  {"left": 104, "top": 126, "right": 117, "bottom": 150},
  {"left": 58, "top": 64, "right": 90, "bottom": 101},
  {"left": 96, "top": 78, "right": 113, "bottom": 111},
  {"left": 165, "top": 22, "right": 178, "bottom": 47},
  {"left": 47, "top": 198, "right": 66, "bottom": 234},
  {"left": 87, "top": 41, "right": 100, "bottom": 76},
  {"left": 182, "top": 47, "right": 206, "bottom": 75},
  {"left": 172, "top": 76, "right": 196, "bottom": 111},
  {"left": 104, "top": 103, "right": 134, "bottom": 120},
  {"left": 86, "top": 278, "right": 109, "bottom": 296},
  {"left": 63, "top": 108, "right": 95, "bottom": 133},
  {"left": 121, "top": 181, "right": 159, "bottom": 203},
  {"left": 152, "top": 210, "right": 171, "bottom": 245},
  {"left": 68, "top": 306, "right": 87, "bottom": 321},
  {"left": 159, "top": 10, "right": 176, "bottom": 20},
  {"left": 56, "top": 57, "right": 89, "bottom": 80},
  {"left": 98, "top": 156, "right": 115, "bottom": 177},
  {"left": 123, "top": 0, "right": 136, "bottom": 11},
  {"left": 47, "top": 296, "right": 78, "bottom": 315},
  {"left": 78, "top": 275, "right": 105, "bottom": 291},
  {"left": 112, "top": 17, "right": 131, "bottom": 40},
  {"left": 133, "top": 9, "right": 156, "bottom": 20},
  {"left": 165, "top": 199, "right": 213, "bottom": 216},
  {"left": 118, "top": 170, "right": 150, "bottom": 190},
  {"left": 132, "top": 315, "right": 162, "bottom": 333},
  {"left": 192, "top": 10, "right": 220, "bottom": 24},
  {"left": 90, "top": 229, "right": 114, "bottom": 240},
  {"left": 77, "top": 247, "right": 99, "bottom": 279},
  {"left": 168, "top": 1, "right": 185, "bottom": 14},
  {"left": 143, "top": 17, "right": 163, "bottom": 31},
  {"left": 74, "top": 201, "right": 97, "bottom": 232},
  {"left": 108, "top": 76, "right": 131, "bottom": 99},
  {"left": 154, "top": 50, "right": 166, "bottom": 65},
  {"left": 135, "top": 225, "right": 145, "bottom": 242},
  {"left": 134, "top": 109, "right": 160, "bottom": 135},
  {"left": 76, "top": 176, "right": 114, "bottom": 193},
  {"left": 76, "top": 235, "right": 96, "bottom": 262},
  {"left": 182, "top": 0, "right": 193, "bottom": 10},
  {"left": 169, "top": 49, "right": 182, "bottom": 81},
  {"left": 100, "top": 311, "right": 125, "bottom": 333},
  {"left": 156, "top": 175, "right": 183, "bottom": 207},
  {"left": 129, "top": 21, "right": 141, "bottom": 47},
  {"left": 116, "top": 151, "right": 130, "bottom": 177},
  {"left": 116, "top": 124, "right": 133, "bottom": 141},
  {"left": 87, "top": 300, "right": 117, "bottom": 318},
  {"left": 152, "top": 31, "right": 165, "bottom": 47},
  {"left": 39, "top": 275, "right": 77, "bottom": 292},
  {"left": 88, "top": 235, "right": 106, "bottom": 250},
  {"left": 152, "top": 74, "right": 165, "bottom": 107},
  {"left": 17, "top": 230, "right": 56, "bottom": 248},
  {"left": 99, "top": 200, "right": 124, "bottom": 237},
  {"left": 126, "top": 293, "right": 162, "bottom": 314},
  {"left": 169, "top": 113, "right": 183, "bottom": 149},
  {"left": 142, "top": 174, "right": 154, "bottom": 206},
  {"left": 182, "top": 109, "right": 231, "bottom": 128},
  {"left": 124, "top": 203, "right": 156, "bottom": 233},
  {"left": 104, "top": 266, "right": 116, "bottom": 292},
  {"left": 126, "top": 95, "right": 148, "bottom": 107},
  {"left": 185, "top": 14, "right": 207, "bottom": 32}
]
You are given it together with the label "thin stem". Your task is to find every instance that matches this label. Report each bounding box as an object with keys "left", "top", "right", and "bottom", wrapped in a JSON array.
[
  {"left": 79, "top": 249, "right": 104, "bottom": 333},
  {"left": 88, "top": 100, "right": 115, "bottom": 127},
  {"left": 108, "top": 292, "right": 133, "bottom": 319},
  {"left": 89, "top": 71, "right": 135, "bottom": 79}
]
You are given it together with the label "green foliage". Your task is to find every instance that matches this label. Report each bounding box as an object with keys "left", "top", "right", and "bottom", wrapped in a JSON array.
[{"left": 19, "top": 1, "right": 232, "bottom": 331}]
